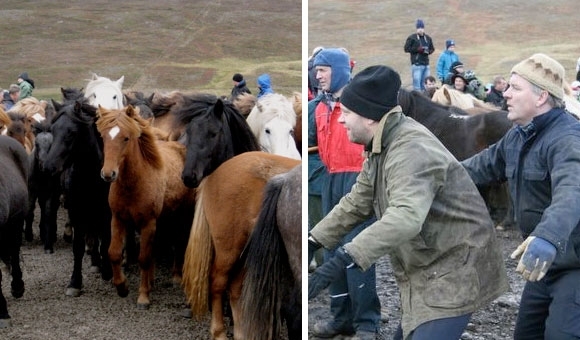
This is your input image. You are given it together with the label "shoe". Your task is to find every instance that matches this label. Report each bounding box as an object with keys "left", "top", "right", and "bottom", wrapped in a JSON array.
[
  {"left": 351, "top": 331, "right": 377, "bottom": 340},
  {"left": 312, "top": 321, "right": 355, "bottom": 338}
]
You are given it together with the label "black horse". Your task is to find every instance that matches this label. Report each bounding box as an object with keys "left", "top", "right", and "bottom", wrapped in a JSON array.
[
  {"left": 398, "top": 88, "right": 514, "bottom": 226},
  {"left": 148, "top": 91, "right": 260, "bottom": 188},
  {"left": 25, "top": 103, "right": 63, "bottom": 253},
  {"left": 43, "top": 88, "right": 112, "bottom": 296},
  {"left": 0, "top": 135, "right": 28, "bottom": 328}
]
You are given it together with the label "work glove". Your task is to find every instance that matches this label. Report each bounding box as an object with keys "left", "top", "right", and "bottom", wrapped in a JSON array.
[
  {"left": 308, "top": 235, "right": 322, "bottom": 265},
  {"left": 510, "top": 236, "right": 557, "bottom": 281},
  {"left": 309, "top": 247, "right": 355, "bottom": 300}
]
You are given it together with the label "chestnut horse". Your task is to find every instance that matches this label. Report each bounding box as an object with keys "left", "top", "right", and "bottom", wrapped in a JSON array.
[
  {"left": 239, "top": 164, "right": 302, "bottom": 340},
  {"left": 96, "top": 105, "right": 195, "bottom": 309},
  {"left": 181, "top": 151, "right": 300, "bottom": 340}
]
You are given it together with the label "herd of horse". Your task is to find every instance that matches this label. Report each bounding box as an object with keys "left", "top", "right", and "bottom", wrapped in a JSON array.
[
  {"left": 0, "top": 74, "right": 302, "bottom": 339},
  {"left": 5, "top": 72, "right": 577, "bottom": 337}
]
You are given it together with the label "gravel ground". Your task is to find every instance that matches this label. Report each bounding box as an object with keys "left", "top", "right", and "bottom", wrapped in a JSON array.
[
  {"left": 308, "top": 227, "right": 525, "bottom": 339},
  {"left": 0, "top": 207, "right": 218, "bottom": 340}
]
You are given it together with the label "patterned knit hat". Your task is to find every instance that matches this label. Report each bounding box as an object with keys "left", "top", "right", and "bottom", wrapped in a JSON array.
[{"left": 511, "top": 53, "right": 565, "bottom": 99}]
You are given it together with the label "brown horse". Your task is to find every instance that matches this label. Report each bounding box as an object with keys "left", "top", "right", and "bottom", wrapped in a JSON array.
[
  {"left": 96, "top": 105, "right": 196, "bottom": 309},
  {"left": 181, "top": 151, "right": 300, "bottom": 340},
  {"left": 239, "top": 164, "right": 302, "bottom": 340}
]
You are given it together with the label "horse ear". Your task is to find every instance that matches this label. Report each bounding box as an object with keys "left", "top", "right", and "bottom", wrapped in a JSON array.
[
  {"left": 214, "top": 98, "right": 225, "bottom": 118},
  {"left": 116, "top": 75, "right": 125, "bottom": 88},
  {"left": 91, "top": 73, "right": 98, "bottom": 80},
  {"left": 126, "top": 104, "right": 136, "bottom": 117},
  {"left": 51, "top": 99, "right": 62, "bottom": 112}
]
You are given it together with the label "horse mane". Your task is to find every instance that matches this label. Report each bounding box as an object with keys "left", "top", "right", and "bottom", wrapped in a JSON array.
[
  {"left": 233, "top": 92, "right": 257, "bottom": 118},
  {"left": 124, "top": 90, "right": 154, "bottom": 119},
  {"left": 247, "top": 93, "right": 296, "bottom": 132},
  {"left": 8, "top": 96, "right": 46, "bottom": 118},
  {"left": 85, "top": 75, "right": 119, "bottom": 95},
  {"left": 96, "top": 105, "right": 163, "bottom": 169},
  {"left": 398, "top": 88, "right": 469, "bottom": 118}
]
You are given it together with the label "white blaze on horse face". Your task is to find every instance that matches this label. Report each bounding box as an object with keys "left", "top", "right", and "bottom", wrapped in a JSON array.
[
  {"left": 109, "top": 126, "right": 121, "bottom": 139},
  {"left": 32, "top": 113, "right": 45, "bottom": 123}
]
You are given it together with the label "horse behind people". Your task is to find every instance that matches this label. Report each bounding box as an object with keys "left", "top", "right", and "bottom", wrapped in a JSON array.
[
  {"left": 239, "top": 164, "right": 302, "bottom": 340},
  {"left": 96, "top": 104, "right": 196, "bottom": 309},
  {"left": 181, "top": 151, "right": 300, "bottom": 340},
  {"left": 246, "top": 93, "right": 301, "bottom": 159},
  {"left": 85, "top": 73, "right": 125, "bottom": 109},
  {"left": 0, "top": 135, "right": 29, "bottom": 328}
]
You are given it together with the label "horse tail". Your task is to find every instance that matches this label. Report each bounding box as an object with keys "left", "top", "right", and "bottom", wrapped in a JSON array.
[
  {"left": 182, "top": 180, "right": 212, "bottom": 318},
  {"left": 239, "top": 178, "right": 288, "bottom": 339}
]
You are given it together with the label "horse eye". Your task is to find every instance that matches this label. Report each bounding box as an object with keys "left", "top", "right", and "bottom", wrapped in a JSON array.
[
  {"left": 113, "top": 95, "right": 117, "bottom": 100},
  {"left": 265, "top": 128, "right": 271, "bottom": 134},
  {"left": 124, "top": 137, "right": 129, "bottom": 142}
]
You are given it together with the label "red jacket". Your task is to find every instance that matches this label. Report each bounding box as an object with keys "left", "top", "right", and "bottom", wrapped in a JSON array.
[{"left": 315, "top": 99, "right": 364, "bottom": 173}]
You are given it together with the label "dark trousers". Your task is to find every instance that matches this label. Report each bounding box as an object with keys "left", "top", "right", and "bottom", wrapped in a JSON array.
[
  {"left": 514, "top": 269, "right": 580, "bottom": 339},
  {"left": 393, "top": 313, "right": 472, "bottom": 340},
  {"left": 321, "top": 172, "right": 381, "bottom": 333}
]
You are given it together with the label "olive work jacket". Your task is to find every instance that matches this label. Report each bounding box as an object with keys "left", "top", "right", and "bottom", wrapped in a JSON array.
[{"left": 310, "top": 107, "right": 509, "bottom": 338}]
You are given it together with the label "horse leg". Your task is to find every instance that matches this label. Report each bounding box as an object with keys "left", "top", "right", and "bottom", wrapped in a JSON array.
[
  {"left": 6, "top": 215, "right": 25, "bottom": 300},
  {"left": 209, "top": 267, "right": 230, "bottom": 340},
  {"left": 0, "top": 268, "right": 9, "bottom": 328},
  {"left": 137, "top": 221, "right": 156, "bottom": 309},
  {"left": 24, "top": 186, "right": 37, "bottom": 242},
  {"left": 99, "top": 220, "right": 112, "bottom": 282},
  {"left": 66, "top": 216, "right": 85, "bottom": 297},
  {"left": 109, "top": 216, "right": 128, "bottom": 298},
  {"left": 229, "top": 270, "right": 245, "bottom": 340}
]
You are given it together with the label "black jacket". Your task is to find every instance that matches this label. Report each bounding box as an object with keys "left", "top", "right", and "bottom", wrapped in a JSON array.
[{"left": 404, "top": 33, "right": 434, "bottom": 66}]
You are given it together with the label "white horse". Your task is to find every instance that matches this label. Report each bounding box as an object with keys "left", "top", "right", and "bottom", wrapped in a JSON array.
[
  {"left": 85, "top": 73, "right": 124, "bottom": 109},
  {"left": 246, "top": 93, "right": 301, "bottom": 160}
]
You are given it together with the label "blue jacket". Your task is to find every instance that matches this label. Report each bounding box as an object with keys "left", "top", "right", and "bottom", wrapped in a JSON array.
[
  {"left": 308, "top": 93, "right": 327, "bottom": 196},
  {"left": 436, "top": 50, "right": 459, "bottom": 81},
  {"left": 462, "top": 108, "right": 580, "bottom": 272},
  {"left": 257, "top": 74, "right": 274, "bottom": 98}
]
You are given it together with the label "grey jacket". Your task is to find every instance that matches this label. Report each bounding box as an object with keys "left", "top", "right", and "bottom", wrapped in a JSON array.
[{"left": 311, "top": 107, "right": 508, "bottom": 337}]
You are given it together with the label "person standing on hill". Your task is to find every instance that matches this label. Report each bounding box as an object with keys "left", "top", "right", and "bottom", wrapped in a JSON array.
[
  {"left": 404, "top": 19, "right": 435, "bottom": 91},
  {"left": 256, "top": 73, "right": 274, "bottom": 99},
  {"left": 17, "top": 72, "right": 34, "bottom": 100},
  {"left": 229, "top": 73, "right": 251, "bottom": 101},
  {"left": 436, "top": 39, "right": 459, "bottom": 83}
]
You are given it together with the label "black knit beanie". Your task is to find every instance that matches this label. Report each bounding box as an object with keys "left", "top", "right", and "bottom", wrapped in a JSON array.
[
  {"left": 232, "top": 73, "right": 243, "bottom": 82},
  {"left": 341, "top": 65, "right": 401, "bottom": 121}
]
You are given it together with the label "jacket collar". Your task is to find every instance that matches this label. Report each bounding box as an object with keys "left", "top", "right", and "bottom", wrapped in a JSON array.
[{"left": 367, "top": 105, "right": 405, "bottom": 154}]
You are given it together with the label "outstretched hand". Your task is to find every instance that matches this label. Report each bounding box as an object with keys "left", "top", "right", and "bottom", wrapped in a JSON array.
[
  {"left": 510, "top": 236, "right": 557, "bottom": 281},
  {"left": 308, "top": 247, "right": 354, "bottom": 300}
]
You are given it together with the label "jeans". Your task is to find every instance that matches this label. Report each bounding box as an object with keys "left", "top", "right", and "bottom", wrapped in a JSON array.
[
  {"left": 393, "top": 313, "right": 472, "bottom": 340},
  {"left": 411, "top": 64, "right": 430, "bottom": 91},
  {"left": 321, "top": 172, "right": 381, "bottom": 333},
  {"left": 514, "top": 269, "right": 580, "bottom": 339}
]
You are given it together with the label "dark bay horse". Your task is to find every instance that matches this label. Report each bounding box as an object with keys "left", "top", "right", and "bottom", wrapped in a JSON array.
[
  {"left": 398, "top": 88, "right": 514, "bottom": 225},
  {"left": 239, "top": 164, "right": 302, "bottom": 340},
  {"left": 0, "top": 135, "right": 29, "bottom": 328},
  {"left": 43, "top": 88, "right": 112, "bottom": 296},
  {"left": 96, "top": 105, "right": 196, "bottom": 309},
  {"left": 25, "top": 102, "right": 62, "bottom": 253},
  {"left": 181, "top": 152, "right": 300, "bottom": 340},
  {"left": 149, "top": 91, "right": 260, "bottom": 188}
]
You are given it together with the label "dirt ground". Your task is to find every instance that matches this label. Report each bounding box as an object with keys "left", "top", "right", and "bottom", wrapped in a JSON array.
[
  {"left": 0, "top": 206, "right": 220, "bottom": 340},
  {"left": 308, "top": 227, "right": 525, "bottom": 339}
]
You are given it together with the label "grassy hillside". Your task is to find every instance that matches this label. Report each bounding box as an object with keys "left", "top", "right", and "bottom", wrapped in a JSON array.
[
  {"left": 0, "top": 0, "right": 301, "bottom": 100},
  {"left": 309, "top": 0, "right": 579, "bottom": 88}
]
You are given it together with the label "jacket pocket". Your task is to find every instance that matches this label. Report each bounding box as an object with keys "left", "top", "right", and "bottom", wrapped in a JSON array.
[{"left": 423, "top": 266, "right": 479, "bottom": 309}]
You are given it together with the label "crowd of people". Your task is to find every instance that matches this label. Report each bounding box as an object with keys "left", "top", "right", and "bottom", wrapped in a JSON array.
[
  {"left": 308, "top": 19, "right": 580, "bottom": 339},
  {"left": 0, "top": 72, "right": 35, "bottom": 110}
]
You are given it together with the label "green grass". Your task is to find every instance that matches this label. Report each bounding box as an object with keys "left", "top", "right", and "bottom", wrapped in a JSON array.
[{"left": 0, "top": 0, "right": 301, "bottom": 101}]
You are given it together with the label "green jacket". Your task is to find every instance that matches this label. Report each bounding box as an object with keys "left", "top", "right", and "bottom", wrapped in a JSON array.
[
  {"left": 311, "top": 107, "right": 508, "bottom": 338},
  {"left": 19, "top": 80, "right": 33, "bottom": 99}
]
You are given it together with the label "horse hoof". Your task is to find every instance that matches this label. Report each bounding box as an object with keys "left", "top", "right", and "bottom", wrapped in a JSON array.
[
  {"left": 0, "top": 318, "right": 11, "bottom": 328},
  {"left": 63, "top": 233, "right": 72, "bottom": 243},
  {"left": 179, "top": 308, "right": 192, "bottom": 319},
  {"left": 137, "top": 302, "right": 150, "bottom": 310},
  {"left": 24, "top": 231, "right": 33, "bottom": 242},
  {"left": 115, "top": 284, "right": 129, "bottom": 298},
  {"left": 11, "top": 284, "right": 24, "bottom": 299},
  {"left": 89, "top": 265, "right": 100, "bottom": 274},
  {"left": 65, "top": 287, "right": 82, "bottom": 297}
]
